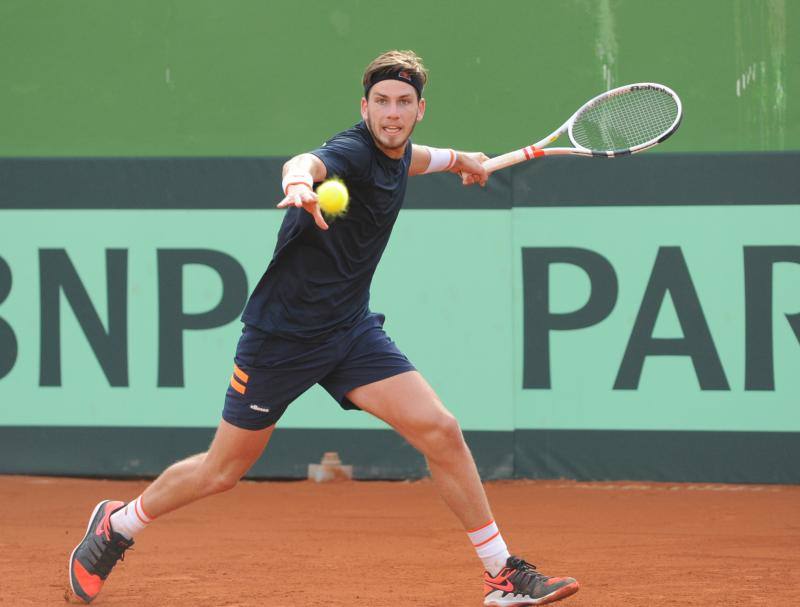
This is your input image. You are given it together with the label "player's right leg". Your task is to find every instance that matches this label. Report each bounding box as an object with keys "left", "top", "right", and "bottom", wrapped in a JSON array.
[
  {"left": 68, "top": 324, "right": 335, "bottom": 604},
  {"left": 138, "top": 420, "right": 275, "bottom": 518},
  {"left": 68, "top": 420, "right": 274, "bottom": 604}
]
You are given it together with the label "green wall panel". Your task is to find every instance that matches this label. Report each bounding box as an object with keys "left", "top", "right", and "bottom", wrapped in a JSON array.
[
  {"left": 0, "top": 210, "right": 514, "bottom": 431},
  {"left": 2, "top": 205, "right": 796, "bottom": 434},
  {"left": 1, "top": 0, "right": 797, "bottom": 156},
  {"left": 512, "top": 205, "right": 800, "bottom": 432}
]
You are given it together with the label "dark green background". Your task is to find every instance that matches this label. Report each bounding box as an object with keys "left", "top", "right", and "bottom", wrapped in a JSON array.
[{"left": 1, "top": 0, "right": 797, "bottom": 156}]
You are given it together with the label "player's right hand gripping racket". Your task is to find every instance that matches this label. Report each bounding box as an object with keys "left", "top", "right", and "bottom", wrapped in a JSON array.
[{"left": 483, "top": 83, "right": 682, "bottom": 173}]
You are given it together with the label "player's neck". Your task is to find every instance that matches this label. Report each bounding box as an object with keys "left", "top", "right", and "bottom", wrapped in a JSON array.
[{"left": 374, "top": 139, "right": 407, "bottom": 159}]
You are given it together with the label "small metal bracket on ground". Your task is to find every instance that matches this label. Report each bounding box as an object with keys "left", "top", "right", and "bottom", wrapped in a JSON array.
[{"left": 308, "top": 451, "right": 353, "bottom": 482}]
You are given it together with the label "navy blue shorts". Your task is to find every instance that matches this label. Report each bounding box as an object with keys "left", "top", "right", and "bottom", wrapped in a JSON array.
[{"left": 222, "top": 313, "right": 416, "bottom": 430}]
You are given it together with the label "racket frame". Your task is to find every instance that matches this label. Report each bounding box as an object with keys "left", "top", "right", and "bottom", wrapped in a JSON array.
[{"left": 483, "top": 82, "right": 683, "bottom": 173}]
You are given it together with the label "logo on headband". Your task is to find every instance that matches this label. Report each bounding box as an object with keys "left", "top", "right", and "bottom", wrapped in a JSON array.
[{"left": 398, "top": 70, "right": 411, "bottom": 81}]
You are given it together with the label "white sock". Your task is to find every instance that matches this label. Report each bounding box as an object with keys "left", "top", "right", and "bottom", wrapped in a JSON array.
[
  {"left": 468, "top": 519, "right": 511, "bottom": 576},
  {"left": 109, "top": 495, "right": 153, "bottom": 539}
]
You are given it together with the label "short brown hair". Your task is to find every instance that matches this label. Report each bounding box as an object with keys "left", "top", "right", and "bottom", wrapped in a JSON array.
[{"left": 362, "top": 50, "right": 428, "bottom": 99}]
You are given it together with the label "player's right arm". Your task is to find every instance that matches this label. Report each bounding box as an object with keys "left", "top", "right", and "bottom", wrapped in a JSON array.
[
  {"left": 410, "top": 144, "right": 489, "bottom": 186},
  {"left": 276, "top": 153, "right": 329, "bottom": 230}
]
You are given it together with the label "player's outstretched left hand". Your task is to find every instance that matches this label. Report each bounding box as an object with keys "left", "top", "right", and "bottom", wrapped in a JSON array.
[
  {"left": 453, "top": 152, "right": 490, "bottom": 187},
  {"left": 277, "top": 186, "right": 329, "bottom": 230}
]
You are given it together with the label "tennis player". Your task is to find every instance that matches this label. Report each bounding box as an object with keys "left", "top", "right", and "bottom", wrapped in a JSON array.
[{"left": 68, "top": 50, "right": 579, "bottom": 606}]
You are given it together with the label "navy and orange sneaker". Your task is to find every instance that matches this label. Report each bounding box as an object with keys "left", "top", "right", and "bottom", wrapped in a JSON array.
[
  {"left": 69, "top": 500, "right": 133, "bottom": 604},
  {"left": 483, "top": 556, "right": 579, "bottom": 606}
]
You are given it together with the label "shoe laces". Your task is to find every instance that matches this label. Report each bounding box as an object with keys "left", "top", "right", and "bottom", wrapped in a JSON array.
[
  {"left": 93, "top": 535, "right": 134, "bottom": 578},
  {"left": 506, "top": 557, "right": 546, "bottom": 587}
]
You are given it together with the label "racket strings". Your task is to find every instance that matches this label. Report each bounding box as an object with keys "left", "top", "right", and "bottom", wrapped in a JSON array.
[{"left": 571, "top": 89, "right": 678, "bottom": 152}]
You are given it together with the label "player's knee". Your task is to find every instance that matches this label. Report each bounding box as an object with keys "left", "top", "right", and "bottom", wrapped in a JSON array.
[
  {"left": 196, "top": 462, "right": 241, "bottom": 495},
  {"left": 203, "top": 471, "right": 240, "bottom": 495},
  {"left": 423, "top": 412, "right": 465, "bottom": 456}
]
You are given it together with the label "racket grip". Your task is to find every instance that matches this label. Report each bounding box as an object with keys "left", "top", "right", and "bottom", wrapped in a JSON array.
[{"left": 482, "top": 150, "right": 529, "bottom": 173}]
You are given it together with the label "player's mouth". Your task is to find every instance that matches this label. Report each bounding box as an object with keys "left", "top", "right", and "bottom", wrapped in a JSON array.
[{"left": 382, "top": 125, "right": 404, "bottom": 135}]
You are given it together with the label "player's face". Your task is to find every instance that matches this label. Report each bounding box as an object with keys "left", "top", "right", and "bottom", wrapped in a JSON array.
[{"left": 361, "top": 79, "right": 426, "bottom": 159}]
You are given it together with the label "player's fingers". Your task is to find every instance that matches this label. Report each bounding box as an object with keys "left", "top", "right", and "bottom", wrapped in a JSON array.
[
  {"left": 468, "top": 173, "right": 487, "bottom": 187},
  {"left": 311, "top": 204, "right": 329, "bottom": 230},
  {"left": 276, "top": 195, "right": 294, "bottom": 208},
  {"left": 298, "top": 191, "right": 318, "bottom": 206}
]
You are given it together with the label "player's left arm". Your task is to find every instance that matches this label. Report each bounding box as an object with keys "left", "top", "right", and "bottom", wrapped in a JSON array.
[
  {"left": 276, "top": 153, "right": 330, "bottom": 230},
  {"left": 410, "top": 144, "right": 489, "bottom": 186}
]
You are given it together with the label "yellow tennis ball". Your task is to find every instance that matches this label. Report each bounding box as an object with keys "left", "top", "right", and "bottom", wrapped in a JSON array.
[{"left": 317, "top": 179, "right": 349, "bottom": 217}]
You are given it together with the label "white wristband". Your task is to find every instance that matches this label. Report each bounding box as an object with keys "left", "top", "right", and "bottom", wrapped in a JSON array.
[
  {"left": 422, "top": 147, "right": 457, "bottom": 174},
  {"left": 282, "top": 173, "right": 313, "bottom": 195}
]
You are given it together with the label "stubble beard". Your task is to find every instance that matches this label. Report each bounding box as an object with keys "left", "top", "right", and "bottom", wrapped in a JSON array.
[{"left": 364, "top": 111, "right": 418, "bottom": 157}]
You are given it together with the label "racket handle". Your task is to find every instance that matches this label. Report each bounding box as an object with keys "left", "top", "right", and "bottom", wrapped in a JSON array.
[
  {"left": 483, "top": 129, "right": 562, "bottom": 173},
  {"left": 483, "top": 149, "right": 534, "bottom": 173}
]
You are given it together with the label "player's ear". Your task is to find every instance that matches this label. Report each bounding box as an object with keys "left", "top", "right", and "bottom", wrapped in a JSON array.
[
  {"left": 360, "top": 97, "right": 368, "bottom": 121},
  {"left": 416, "top": 97, "right": 426, "bottom": 122}
]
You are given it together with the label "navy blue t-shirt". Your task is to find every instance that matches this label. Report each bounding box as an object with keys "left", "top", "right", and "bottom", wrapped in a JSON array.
[{"left": 241, "top": 121, "right": 412, "bottom": 340}]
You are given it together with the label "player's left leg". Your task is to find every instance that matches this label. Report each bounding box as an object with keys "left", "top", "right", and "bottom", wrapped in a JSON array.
[
  {"left": 347, "top": 370, "right": 490, "bottom": 529},
  {"left": 346, "top": 371, "right": 579, "bottom": 606}
]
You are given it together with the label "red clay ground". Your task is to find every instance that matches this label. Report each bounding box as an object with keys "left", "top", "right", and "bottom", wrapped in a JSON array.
[{"left": 1, "top": 476, "right": 798, "bottom": 606}]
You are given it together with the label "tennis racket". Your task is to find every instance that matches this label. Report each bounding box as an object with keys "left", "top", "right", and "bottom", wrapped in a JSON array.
[{"left": 483, "top": 82, "right": 682, "bottom": 173}]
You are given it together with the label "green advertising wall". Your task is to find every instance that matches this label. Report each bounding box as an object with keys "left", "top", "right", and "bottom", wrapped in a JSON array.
[{"left": 1, "top": 1, "right": 798, "bottom": 482}]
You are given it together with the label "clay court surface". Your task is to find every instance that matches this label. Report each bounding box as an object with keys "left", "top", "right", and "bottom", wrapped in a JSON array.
[{"left": 1, "top": 476, "right": 798, "bottom": 606}]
